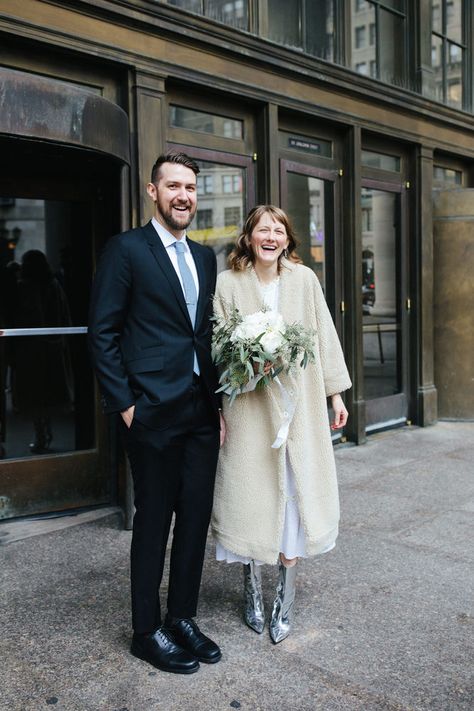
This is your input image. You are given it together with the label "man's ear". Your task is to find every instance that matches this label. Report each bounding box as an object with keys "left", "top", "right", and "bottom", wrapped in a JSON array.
[{"left": 146, "top": 182, "right": 157, "bottom": 201}]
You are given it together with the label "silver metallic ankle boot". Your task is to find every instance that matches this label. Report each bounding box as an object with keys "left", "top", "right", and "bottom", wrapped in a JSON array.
[
  {"left": 269, "top": 560, "right": 297, "bottom": 644},
  {"left": 243, "top": 561, "right": 265, "bottom": 633}
]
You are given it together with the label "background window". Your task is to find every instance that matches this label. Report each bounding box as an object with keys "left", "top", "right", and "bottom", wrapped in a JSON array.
[
  {"left": 362, "top": 150, "right": 401, "bottom": 171},
  {"left": 351, "top": 1, "right": 407, "bottom": 88},
  {"left": 170, "top": 105, "right": 243, "bottom": 140},
  {"left": 167, "top": 0, "right": 249, "bottom": 30},
  {"left": 224, "top": 206, "right": 241, "bottom": 226},
  {"left": 369, "top": 23, "right": 376, "bottom": 45},
  {"left": 356, "top": 26, "right": 367, "bottom": 49},
  {"left": 197, "top": 209, "right": 213, "bottom": 229},
  {"left": 433, "top": 165, "right": 463, "bottom": 185},
  {"left": 222, "top": 174, "right": 241, "bottom": 193},
  {"left": 197, "top": 175, "right": 214, "bottom": 195},
  {"left": 261, "top": 0, "right": 336, "bottom": 62},
  {"left": 431, "top": 0, "right": 465, "bottom": 110}
]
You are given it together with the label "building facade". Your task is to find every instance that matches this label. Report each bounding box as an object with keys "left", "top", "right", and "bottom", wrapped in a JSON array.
[{"left": 1, "top": 0, "right": 473, "bottom": 520}]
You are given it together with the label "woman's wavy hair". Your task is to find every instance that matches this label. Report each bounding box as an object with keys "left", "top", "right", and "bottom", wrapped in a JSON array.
[{"left": 228, "top": 205, "right": 301, "bottom": 272}]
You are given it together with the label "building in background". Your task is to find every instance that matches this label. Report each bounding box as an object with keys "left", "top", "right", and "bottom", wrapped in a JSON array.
[{"left": 0, "top": 0, "right": 473, "bottom": 520}]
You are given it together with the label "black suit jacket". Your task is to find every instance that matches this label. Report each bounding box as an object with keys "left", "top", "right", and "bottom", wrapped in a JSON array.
[{"left": 88, "top": 221, "right": 220, "bottom": 429}]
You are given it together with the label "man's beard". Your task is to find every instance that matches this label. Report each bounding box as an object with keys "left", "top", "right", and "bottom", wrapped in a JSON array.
[{"left": 157, "top": 194, "right": 196, "bottom": 231}]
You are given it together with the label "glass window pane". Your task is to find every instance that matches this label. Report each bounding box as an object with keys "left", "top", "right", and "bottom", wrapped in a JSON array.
[
  {"left": 379, "top": 9, "right": 406, "bottom": 86},
  {"left": 168, "top": 0, "right": 203, "bottom": 12},
  {"left": 447, "top": 41, "right": 463, "bottom": 108},
  {"left": 378, "top": 0, "right": 406, "bottom": 10},
  {"left": 170, "top": 106, "right": 243, "bottom": 139},
  {"left": 286, "top": 173, "right": 328, "bottom": 290},
  {"left": 355, "top": 25, "right": 366, "bottom": 48},
  {"left": 432, "top": 1, "right": 442, "bottom": 33},
  {"left": 361, "top": 188, "right": 401, "bottom": 399},
  {"left": 369, "top": 22, "right": 376, "bottom": 44},
  {"left": 264, "top": 0, "right": 302, "bottom": 50},
  {"left": 206, "top": 0, "right": 249, "bottom": 31},
  {"left": 362, "top": 150, "right": 401, "bottom": 171},
  {"left": 304, "top": 0, "right": 335, "bottom": 61},
  {"left": 446, "top": 0, "right": 462, "bottom": 43},
  {"left": 188, "top": 161, "right": 245, "bottom": 273},
  {"left": 433, "top": 165, "right": 462, "bottom": 185},
  {"left": 351, "top": 0, "right": 376, "bottom": 75},
  {"left": 0, "top": 197, "right": 95, "bottom": 459},
  {"left": 432, "top": 33, "right": 444, "bottom": 101},
  {"left": 0, "top": 334, "right": 94, "bottom": 458}
]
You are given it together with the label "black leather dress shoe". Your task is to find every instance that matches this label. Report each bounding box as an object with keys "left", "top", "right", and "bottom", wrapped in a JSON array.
[
  {"left": 131, "top": 627, "right": 199, "bottom": 674},
  {"left": 165, "top": 616, "right": 222, "bottom": 664}
]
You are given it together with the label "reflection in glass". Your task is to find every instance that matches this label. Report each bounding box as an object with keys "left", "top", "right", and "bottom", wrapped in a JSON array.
[
  {"left": 431, "top": 0, "right": 464, "bottom": 108},
  {"left": 447, "top": 42, "right": 463, "bottom": 109},
  {"left": 304, "top": 0, "right": 334, "bottom": 61},
  {"left": 207, "top": 0, "right": 248, "bottom": 30},
  {"left": 167, "top": 0, "right": 203, "bottom": 13},
  {"left": 352, "top": 0, "right": 376, "bottom": 76},
  {"left": 446, "top": 0, "right": 462, "bottom": 44},
  {"left": 379, "top": 9, "right": 405, "bottom": 86},
  {"left": 432, "top": 33, "right": 444, "bottom": 102},
  {"left": 188, "top": 161, "right": 245, "bottom": 273},
  {"left": 167, "top": 0, "right": 249, "bottom": 29},
  {"left": 264, "top": 0, "right": 302, "bottom": 49},
  {"left": 286, "top": 173, "right": 327, "bottom": 290},
  {"left": 0, "top": 198, "right": 95, "bottom": 459},
  {"left": 433, "top": 165, "right": 462, "bottom": 185},
  {"left": 351, "top": 1, "right": 407, "bottom": 87},
  {"left": 362, "top": 150, "right": 401, "bottom": 172},
  {"left": 170, "top": 105, "right": 243, "bottom": 139},
  {"left": 361, "top": 188, "right": 401, "bottom": 399},
  {"left": 432, "top": 1, "right": 442, "bottom": 33}
]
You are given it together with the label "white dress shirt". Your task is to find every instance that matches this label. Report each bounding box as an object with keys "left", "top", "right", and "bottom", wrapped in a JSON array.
[
  {"left": 151, "top": 217, "right": 200, "bottom": 374},
  {"left": 151, "top": 217, "right": 199, "bottom": 300}
]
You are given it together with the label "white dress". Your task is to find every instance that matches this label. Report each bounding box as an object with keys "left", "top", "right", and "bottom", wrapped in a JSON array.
[{"left": 216, "top": 278, "right": 328, "bottom": 566}]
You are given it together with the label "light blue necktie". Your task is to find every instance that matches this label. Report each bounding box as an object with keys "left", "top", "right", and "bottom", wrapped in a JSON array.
[{"left": 174, "top": 240, "right": 199, "bottom": 374}]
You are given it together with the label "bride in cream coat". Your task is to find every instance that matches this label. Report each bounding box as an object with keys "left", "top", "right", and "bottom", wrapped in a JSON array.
[{"left": 212, "top": 205, "right": 351, "bottom": 644}]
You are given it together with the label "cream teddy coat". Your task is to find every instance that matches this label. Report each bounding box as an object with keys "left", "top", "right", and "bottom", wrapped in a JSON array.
[{"left": 211, "top": 260, "right": 352, "bottom": 565}]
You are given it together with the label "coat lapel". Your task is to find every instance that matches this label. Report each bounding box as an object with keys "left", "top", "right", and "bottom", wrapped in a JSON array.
[{"left": 141, "top": 222, "right": 191, "bottom": 327}]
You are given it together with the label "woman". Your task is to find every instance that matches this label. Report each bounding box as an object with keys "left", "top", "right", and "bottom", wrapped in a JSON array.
[{"left": 212, "top": 205, "right": 351, "bottom": 644}]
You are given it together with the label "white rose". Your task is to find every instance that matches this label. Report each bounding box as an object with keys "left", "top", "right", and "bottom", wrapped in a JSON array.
[
  {"left": 232, "top": 310, "right": 270, "bottom": 341},
  {"left": 264, "top": 311, "right": 285, "bottom": 332},
  {"left": 260, "top": 329, "right": 285, "bottom": 355}
]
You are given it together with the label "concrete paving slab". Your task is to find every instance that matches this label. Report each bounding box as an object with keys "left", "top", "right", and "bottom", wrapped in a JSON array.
[{"left": 1, "top": 422, "right": 473, "bottom": 711}]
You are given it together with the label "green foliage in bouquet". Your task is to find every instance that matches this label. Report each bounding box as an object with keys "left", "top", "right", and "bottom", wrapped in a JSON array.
[{"left": 212, "top": 303, "right": 316, "bottom": 404}]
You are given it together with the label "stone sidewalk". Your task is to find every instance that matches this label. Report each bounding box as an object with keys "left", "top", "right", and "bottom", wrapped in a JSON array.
[{"left": 1, "top": 422, "right": 473, "bottom": 711}]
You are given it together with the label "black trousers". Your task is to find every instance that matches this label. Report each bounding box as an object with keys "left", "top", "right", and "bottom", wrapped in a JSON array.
[{"left": 123, "top": 378, "right": 220, "bottom": 634}]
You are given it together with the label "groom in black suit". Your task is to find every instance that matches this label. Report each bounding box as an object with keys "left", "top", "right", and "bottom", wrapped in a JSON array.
[{"left": 88, "top": 152, "right": 224, "bottom": 674}]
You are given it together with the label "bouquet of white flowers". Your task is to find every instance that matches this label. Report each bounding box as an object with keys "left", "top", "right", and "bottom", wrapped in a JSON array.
[{"left": 212, "top": 304, "right": 315, "bottom": 404}]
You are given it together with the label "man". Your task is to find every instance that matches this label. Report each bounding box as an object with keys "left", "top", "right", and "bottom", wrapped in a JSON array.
[{"left": 88, "top": 152, "right": 225, "bottom": 675}]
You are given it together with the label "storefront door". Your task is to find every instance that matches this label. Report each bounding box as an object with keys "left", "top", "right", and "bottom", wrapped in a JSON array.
[
  {"left": 0, "top": 144, "right": 121, "bottom": 520},
  {"left": 360, "top": 173, "right": 410, "bottom": 431}
]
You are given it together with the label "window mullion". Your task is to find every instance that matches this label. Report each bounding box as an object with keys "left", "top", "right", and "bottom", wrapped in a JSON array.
[
  {"left": 301, "top": 0, "right": 307, "bottom": 53},
  {"left": 375, "top": 4, "right": 380, "bottom": 79}
]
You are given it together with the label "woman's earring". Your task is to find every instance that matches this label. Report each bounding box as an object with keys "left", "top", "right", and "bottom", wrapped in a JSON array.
[{"left": 283, "top": 249, "right": 289, "bottom": 258}]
